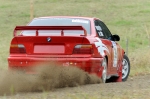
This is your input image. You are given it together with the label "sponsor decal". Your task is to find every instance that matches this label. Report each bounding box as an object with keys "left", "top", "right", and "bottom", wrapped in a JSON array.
[
  {"left": 72, "top": 19, "right": 89, "bottom": 24},
  {"left": 94, "top": 37, "right": 109, "bottom": 56}
]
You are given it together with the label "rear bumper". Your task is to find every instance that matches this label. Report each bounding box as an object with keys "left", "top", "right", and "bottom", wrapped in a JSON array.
[{"left": 8, "top": 57, "right": 103, "bottom": 73}]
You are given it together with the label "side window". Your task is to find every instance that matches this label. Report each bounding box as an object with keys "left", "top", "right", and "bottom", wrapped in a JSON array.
[
  {"left": 94, "top": 20, "right": 105, "bottom": 39},
  {"left": 94, "top": 20, "right": 112, "bottom": 39}
]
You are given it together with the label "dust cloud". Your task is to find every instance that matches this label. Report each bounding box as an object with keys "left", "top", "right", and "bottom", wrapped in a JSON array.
[{"left": 0, "top": 63, "right": 102, "bottom": 95}]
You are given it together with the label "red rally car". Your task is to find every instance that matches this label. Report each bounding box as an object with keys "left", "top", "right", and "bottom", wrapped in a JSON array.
[{"left": 8, "top": 16, "right": 130, "bottom": 83}]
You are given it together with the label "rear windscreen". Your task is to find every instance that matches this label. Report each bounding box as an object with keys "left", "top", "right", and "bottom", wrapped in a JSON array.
[{"left": 21, "top": 18, "right": 91, "bottom": 36}]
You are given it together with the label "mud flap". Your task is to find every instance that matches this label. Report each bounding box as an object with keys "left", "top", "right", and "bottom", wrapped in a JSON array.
[
  {"left": 106, "top": 64, "right": 122, "bottom": 83},
  {"left": 115, "top": 64, "right": 122, "bottom": 82}
]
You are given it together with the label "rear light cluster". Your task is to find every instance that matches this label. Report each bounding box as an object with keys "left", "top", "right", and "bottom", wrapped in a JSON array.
[
  {"left": 10, "top": 44, "right": 26, "bottom": 53},
  {"left": 73, "top": 45, "right": 93, "bottom": 54}
]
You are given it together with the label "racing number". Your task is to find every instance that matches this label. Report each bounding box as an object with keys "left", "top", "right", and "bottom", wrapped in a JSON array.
[{"left": 111, "top": 41, "right": 118, "bottom": 67}]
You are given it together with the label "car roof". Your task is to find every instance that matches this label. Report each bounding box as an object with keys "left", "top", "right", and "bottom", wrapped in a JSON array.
[{"left": 34, "top": 16, "right": 100, "bottom": 21}]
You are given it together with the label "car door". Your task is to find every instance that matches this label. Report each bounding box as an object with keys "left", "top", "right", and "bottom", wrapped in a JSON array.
[{"left": 94, "top": 20, "right": 119, "bottom": 74}]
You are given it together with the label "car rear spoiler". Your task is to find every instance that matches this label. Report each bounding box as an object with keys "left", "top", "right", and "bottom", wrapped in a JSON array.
[{"left": 13, "top": 26, "right": 87, "bottom": 36}]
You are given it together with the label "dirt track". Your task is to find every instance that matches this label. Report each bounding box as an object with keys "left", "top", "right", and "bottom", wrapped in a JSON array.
[
  {"left": 0, "top": 76, "right": 150, "bottom": 99},
  {"left": 0, "top": 65, "right": 150, "bottom": 99}
]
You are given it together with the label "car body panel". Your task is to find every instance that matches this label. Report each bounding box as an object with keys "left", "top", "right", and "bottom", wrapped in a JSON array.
[{"left": 8, "top": 16, "right": 125, "bottom": 82}]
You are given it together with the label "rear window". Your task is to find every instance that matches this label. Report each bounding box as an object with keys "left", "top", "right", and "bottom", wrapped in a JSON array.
[{"left": 21, "top": 18, "right": 91, "bottom": 36}]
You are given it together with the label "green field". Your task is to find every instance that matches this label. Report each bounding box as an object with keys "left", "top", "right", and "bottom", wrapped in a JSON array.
[{"left": 0, "top": 0, "right": 150, "bottom": 75}]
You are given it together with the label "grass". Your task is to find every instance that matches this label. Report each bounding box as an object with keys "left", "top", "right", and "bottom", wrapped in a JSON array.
[
  {"left": 0, "top": 0, "right": 150, "bottom": 88},
  {"left": 129, "top": 47, "right": 150, "bottom": 76}
]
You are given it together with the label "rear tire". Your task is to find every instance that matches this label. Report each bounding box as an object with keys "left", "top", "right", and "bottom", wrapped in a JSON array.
[
  {"left": 122, "top": 54, "right": 130, "bottom": 81},
  {"left": 101, "top": 57, "right": 107, "bottom": 83}
]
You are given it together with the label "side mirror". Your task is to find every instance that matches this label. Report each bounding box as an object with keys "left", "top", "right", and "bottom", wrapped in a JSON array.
[{"left": 112, "top": 34, "right": 120, "bottom": 41}]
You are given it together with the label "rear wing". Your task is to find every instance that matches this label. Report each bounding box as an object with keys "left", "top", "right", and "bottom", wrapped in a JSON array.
[{"left": 13, "top": 26, "right": 87, "bottom": 37}]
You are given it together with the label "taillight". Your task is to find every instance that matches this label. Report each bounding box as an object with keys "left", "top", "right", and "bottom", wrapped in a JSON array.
[
  {"left": 10, "top": 44, "right": 26, "bottom": 53},
  {"left": 73, "top": 45, "right": 93, "bottom": 54}
]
